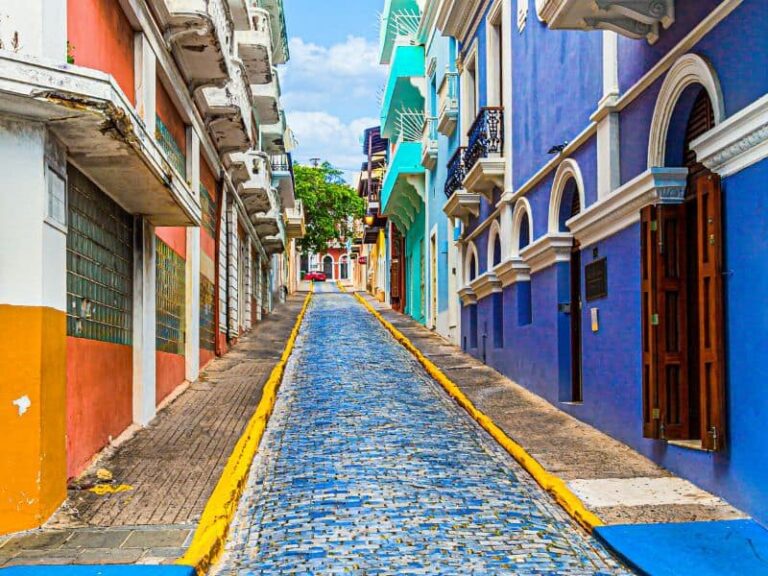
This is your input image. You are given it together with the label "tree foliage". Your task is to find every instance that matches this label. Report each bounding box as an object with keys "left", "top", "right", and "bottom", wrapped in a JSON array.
[{"left": 294, "top": 162, "right": 365, "bottom": 255}]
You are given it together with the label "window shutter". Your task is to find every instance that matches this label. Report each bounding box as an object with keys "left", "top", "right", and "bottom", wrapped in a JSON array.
[
  {"left": 641, "top": 205, "right": 660, "bottom": 439},
  {"left": 696, "top": 174, "right": 726, "bottom": 451}
]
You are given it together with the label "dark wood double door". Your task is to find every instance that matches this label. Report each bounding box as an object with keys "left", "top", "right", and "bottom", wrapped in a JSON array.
[{"left": 641, "top": 171, "right": 726, "bottom": 451}]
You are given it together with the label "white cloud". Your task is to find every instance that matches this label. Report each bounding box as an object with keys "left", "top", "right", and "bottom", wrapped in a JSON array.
[
  {"left": 287, "top": 111, "right": 379, "bottom": 177},
  {"left": 288, "top": 36, "right": 384, "bottom": 79},
  {"left": 280, "top": 36, "right": 386, "bottom": 182}
]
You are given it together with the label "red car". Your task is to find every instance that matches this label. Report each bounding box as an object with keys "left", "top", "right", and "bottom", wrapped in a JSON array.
[{"left": 305, "top": 271, "right": 327, "bottom": 282}]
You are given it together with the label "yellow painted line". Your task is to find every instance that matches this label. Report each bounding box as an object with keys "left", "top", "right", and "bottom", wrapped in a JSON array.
[
  {"left": 344, "top": 285, "right": 604, "bottom": 533},
  {"left": 178, "top": 286, "right": 314, "bottom": 575}
]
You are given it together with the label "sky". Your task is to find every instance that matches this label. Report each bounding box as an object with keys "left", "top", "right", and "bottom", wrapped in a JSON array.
[{"left": 281, "top": 0, "right": 386, "bottom": 181}]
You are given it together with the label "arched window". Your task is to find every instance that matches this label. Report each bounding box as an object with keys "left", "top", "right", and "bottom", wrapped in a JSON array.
[
  {"left": 322, "top": 255, "right": 333, "bottom": 279},
  {"left": 519, "top": 213, "right": 531, "bottom": 251},
  {"left": 469, "top": 253, "right": 477, "bottom": 281},
  {"left": 558, "top": 179, "right": 581, "bottom": 231},
  {"left": 487, "top": 220, "right": 503, "bottom": 269}
]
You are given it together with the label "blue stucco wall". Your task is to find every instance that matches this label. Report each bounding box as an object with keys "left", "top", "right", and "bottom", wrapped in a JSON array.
[{"left": 512, "top": 17, "right": 602, "bottom": 189}]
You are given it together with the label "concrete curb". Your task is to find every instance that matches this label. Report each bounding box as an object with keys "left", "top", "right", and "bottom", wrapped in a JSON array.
[
  {"left": 176, "top": 287, "right": 314, "bottom": 575},
  {"left": 345, "top": 286, "right": 603, "bottom": 533}
]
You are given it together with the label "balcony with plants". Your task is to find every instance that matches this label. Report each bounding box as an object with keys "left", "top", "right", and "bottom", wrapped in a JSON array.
[
  {"left": 442, "top": 147, "right": 480, "bottom": 226},
  {"left": 463, "top": 106, "right": 505, "bottom": 201}
]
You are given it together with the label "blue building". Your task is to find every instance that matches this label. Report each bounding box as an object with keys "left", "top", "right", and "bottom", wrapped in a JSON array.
[{"left": 437, "top": 0, "right": 768, "bottom": 525}]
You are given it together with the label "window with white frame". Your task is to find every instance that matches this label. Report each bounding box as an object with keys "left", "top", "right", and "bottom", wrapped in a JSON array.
[{"left": 46, "top": 166, "right": 67, "bottom": 229}]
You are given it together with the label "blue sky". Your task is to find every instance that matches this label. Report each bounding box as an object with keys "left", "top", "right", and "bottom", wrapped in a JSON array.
[{"left": 281, "top": 0, "right": 386, "bottom": 180}]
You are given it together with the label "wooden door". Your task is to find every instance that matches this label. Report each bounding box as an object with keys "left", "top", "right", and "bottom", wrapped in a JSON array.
[
  {"left": 695, "top": 173, "right": 726, "bottom": 450},
  {"left": 642, "top": 204, "right": 691, "bottom": 439}
]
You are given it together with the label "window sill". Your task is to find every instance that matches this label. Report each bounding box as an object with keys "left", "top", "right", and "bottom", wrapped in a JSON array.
[{"left": 667, "top": 439, "right": 712, "bottom": 453}]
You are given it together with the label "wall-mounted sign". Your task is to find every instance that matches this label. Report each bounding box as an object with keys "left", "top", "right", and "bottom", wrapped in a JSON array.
[
  {"left": 585, "top": 257, "right": 608, "bottom": 302},
  {"left": 358, "top": 257, "right": 368, "bottom": 265}
]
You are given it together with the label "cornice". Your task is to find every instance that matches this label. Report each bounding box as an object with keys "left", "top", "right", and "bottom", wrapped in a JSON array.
[
  {"left": 691, "top": 93, "right": 768, "bottom": 178},
  {"left": 520, "top": 233, "right": 573, "bottom": 273},
  {"left": 458, "top": 286, "right": 478, "bottom": 306},
  {"left": 470, "top": 271, "right": 502, "bottom": 300},
  {"left": 436, "top": 0, "right": 484, "bottom": 42},
  {"left": 495, "top": 257, "right": 530, "bottom": 287},
  {"left": 567, "top": 167, "right": 688, "bottom": 248}
]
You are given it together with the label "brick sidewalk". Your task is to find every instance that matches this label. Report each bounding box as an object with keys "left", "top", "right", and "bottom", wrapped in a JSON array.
[
  {"left": 359, "top": 292, "right": 746, "bottom": 527},
  {"left": 0, "top": 294, "right": 307, "bottom": 568}
]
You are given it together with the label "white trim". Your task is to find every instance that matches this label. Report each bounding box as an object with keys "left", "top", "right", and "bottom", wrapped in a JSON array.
[
  {"left": 691, "top": 93, "right": 768, "bottom": 178},
  {"left": 464, "top": 240, "right": 480, "bottom": 282},
  {"left": 460, "top": 42, "right": 479, "bottom": 147},
  {"left": 470, "top": 271, "right": 503, "bottom": 300},
  {"left": 520, "top": 232, "right": 573, "bottom": 273},
  {"left": 486, "top": 219, "right": 502, "bottom": 269},
  {"left": 548, "top": 158, "right": 585, "bottom": 234},
  {"left": 648, "top": 53, "right": 725, "bottom": 169},
  {"left": 499, "top": 0, "right": 741, "bottom": 210},
  {"left": 486, "top": 0, "right": 504, "bottom": 108},
  {"left": 511, "top": 197, "right": 533, "bottom": 257},
  {"left": 495, "top": 256, "right": 531, "bottom": 287},
  {"left": 567, "top": 167, "right": 688, "bottom": 248}
]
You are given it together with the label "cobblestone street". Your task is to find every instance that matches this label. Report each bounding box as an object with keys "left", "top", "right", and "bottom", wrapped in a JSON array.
[{"left": 218, "top": 285, "right": 630, "bottom": 575}]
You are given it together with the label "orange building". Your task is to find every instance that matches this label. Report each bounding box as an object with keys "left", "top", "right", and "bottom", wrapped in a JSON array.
[{"left": 0, "top": 0, "right": 302, "bottom": 535}]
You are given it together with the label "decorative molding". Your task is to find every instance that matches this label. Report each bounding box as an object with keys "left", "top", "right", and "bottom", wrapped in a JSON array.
[
  {"left": 517, "top": 0, "right": 529, "bottom": 31},
  {"left": 647, "top": 53, "right": 725, "bottom": 169},
  {"left": 436, "top": 0, "right": 486, "bottom": 43},
  {"left": 520, "top": 232, "right": 573, "bottom": 273},
  {"left": 567, "top": 167, "right": 688, "bottom": 248},
  {"left": 443, "top": 189, "right": 481, "bottom": 227},
  {"left": 548, "top": 158, "right": 585, "bottom": 234},
  {"left": 486, "top": 219, "right": 502, "bottom": 269},
  {"left": 495, "top": 257, "right": 531, "bottom": 287},
  {"left": 458, "top": 286, "right": 478, "bottom": 306},
  {"left": 510, "top": 197, "right": 533, "bottom": 257},
  {"left": 464, "top": 157, "right": 506, "bottom": 201},
  {"left": 470, "top": 271, "right": 503, "bottom": 300},
  {"left": 691, "top": 93, "right": 768, "bottom": 178}
]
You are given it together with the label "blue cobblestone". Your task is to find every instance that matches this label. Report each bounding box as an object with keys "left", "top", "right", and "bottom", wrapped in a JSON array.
[{"left": 217, "top": 286, "right": 632, "bottom": 575}]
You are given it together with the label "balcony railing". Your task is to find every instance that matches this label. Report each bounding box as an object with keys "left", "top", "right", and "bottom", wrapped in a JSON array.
[
  {"left": 421, "top": 116, "right": 438, "bottom": 169},
  {"left": 444, "top": 147, "right": 466, "bottom": 198},
  {"left": 465, "top": 107, "right": 504, "bottom": 173},
  {"left": 438, "top": 71, "right": 459, "bottom": 136},
  {"left": 271, "top": 153, "right": 290, "bottom": 172}
]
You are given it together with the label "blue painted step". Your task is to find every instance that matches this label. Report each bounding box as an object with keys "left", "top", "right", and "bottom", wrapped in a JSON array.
[
  {"left": 595, "top": 519, "right": 768, "bottom": 576},
  {"left": 0, "top": 566, "right": 195, "bottom": 576}
]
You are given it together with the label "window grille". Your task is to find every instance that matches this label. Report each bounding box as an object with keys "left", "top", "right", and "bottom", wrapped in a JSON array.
[
  {"left": 200, "top": 275, "right": 216, "bottom": 351},
  {"left": 66, "top": 165, "right": 133, "bottom": 345},
  {"left": 200, "top": 183, "right": 217, "bottom": 237},
  {"left": 156, "top": 115, "right": 187, "bottom": 178},
  {"left": 156, "top": 239, "right": 186, "bottom": 355}
]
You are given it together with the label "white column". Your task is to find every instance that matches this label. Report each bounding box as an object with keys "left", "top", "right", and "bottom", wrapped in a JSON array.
[
  {"left": 502, "top": 0, "right": 514, "bottom": 194},
  {"left": 134, "top": 33, "right": 157, "bottom": 133},
  {"left": 597, "top": 31, "right": 621, "bottom": 200},
  {"left": 227, "top": 202, "right": 239, "bottom": 336},
  {"left": 185, "top": 130, "right": 200, "bottom": 382},
  {"left": 133, "top": 217, "right": 156, "bottom": 426}
]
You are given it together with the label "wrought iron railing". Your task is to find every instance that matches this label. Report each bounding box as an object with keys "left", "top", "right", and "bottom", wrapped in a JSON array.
[
  {"left": 444, "top": 147, "right": 466, "bottom": 198},
  {"left": 465, "top": 107, "right": 504, "bottom": 173},
  {"left": 368, "top": 178, "right": 382, "bottom": 205}
]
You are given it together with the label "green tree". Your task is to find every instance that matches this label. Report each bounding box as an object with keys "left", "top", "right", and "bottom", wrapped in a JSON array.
[{"left": 294, "top": 162, "right": 365, "bottom": 255}]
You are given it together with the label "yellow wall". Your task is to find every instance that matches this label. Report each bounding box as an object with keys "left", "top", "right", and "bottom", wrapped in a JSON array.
[{"left": 0, "top": 305, "right": 67, "bottom": 535}]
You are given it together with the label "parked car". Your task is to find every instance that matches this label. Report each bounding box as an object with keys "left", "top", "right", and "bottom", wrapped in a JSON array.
[{"left": 305, "top": 271, "right": 327, "bottom": 282}]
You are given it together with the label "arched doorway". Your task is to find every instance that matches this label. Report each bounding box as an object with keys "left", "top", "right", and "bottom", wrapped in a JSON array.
[
  {"left": 559, "top": 179, "right": 582, "bottom": 402},
  {"left": 642, "top": 87, "right": 725, "bottom": 450},
  {"left": 323, "top": 255, "right": 333, "bottom": 279}
]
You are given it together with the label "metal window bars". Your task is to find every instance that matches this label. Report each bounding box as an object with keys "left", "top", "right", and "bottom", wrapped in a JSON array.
[{"left": 444, "top": 147, "right": 467, "bottom": 198}]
